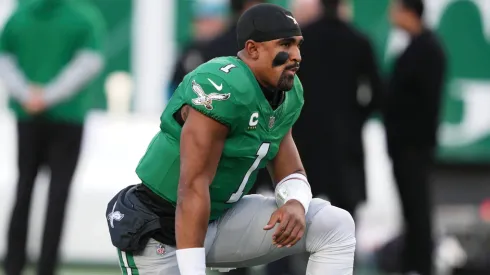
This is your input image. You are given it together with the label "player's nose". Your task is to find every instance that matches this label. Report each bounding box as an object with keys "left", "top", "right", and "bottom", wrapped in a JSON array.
[{"left": 290, "top": 46, "right": 301, "bottom": 63}]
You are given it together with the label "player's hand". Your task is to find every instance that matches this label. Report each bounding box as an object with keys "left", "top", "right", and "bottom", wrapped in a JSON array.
[{"left": 263, "top": 200, "right": 306, "bottom": 248}]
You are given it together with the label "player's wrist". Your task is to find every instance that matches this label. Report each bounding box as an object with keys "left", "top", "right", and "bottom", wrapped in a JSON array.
[
  {"left": 176, "top": 247, "right": 206, "bottom": 275},
  {"left": 275, "top": 173, "right": 312, "bottom": 214},
  {"left": 285, "top": 199, "right": 306, "bottom": 213}
]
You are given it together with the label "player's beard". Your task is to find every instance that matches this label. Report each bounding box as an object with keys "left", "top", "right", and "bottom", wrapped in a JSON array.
[
  {"left": 277, "top": 72, "right": 294, "bottom": 91},
  {"left": 277, "top": 64, "right": 299, "bottom": 91}
]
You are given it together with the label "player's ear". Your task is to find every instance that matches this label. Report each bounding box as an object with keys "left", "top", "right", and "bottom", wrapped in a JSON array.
[{"left": 245, "top": 40, "right": 260, "bottom": 60}]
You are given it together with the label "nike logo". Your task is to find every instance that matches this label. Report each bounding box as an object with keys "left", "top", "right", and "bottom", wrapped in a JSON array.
[
  {"left": 286, "top": 15, "right": 298, "bottom": 25},
  {"left": 207, "top": 78, "right": 223, "bottom": 91}
]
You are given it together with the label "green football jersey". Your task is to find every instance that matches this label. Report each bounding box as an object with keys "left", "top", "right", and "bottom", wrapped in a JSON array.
[{"left": 136, "top": 56, "right": 304, "bottom": 220}]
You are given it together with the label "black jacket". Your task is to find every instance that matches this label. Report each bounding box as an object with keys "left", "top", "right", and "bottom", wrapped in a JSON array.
[
  {"left": 384, "top": 29, "right": 446, "bottom": 149},
  {"left": 292, "top": 16, "right": 383, "bottom": 204}
]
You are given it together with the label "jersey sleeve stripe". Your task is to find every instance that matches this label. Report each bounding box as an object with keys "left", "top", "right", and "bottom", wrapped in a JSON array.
[{"left": 188, "top": 104, "right": 232, "bottom": 128}]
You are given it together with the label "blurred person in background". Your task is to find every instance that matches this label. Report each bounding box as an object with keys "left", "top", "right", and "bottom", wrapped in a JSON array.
[
  {"left": 0, "top": 0, "right": 105, "bottom": 274},
  {"left": 289, "top": 0, "right": 322, "bottom": 26},
  {"left": 382, "top": 0, "right": 447, "bottom": 274},
  {"left": 293, "top": 0, "right": 383, "bottom": 218},
  {"left": 169, "top": 0, "right": 264, "bottom": 94},
  {"left": 192, "top": 0, "right": 228, "bottom": 42},
  {"left": 168, "top": 0, "right": 227, "bottom": 95}
]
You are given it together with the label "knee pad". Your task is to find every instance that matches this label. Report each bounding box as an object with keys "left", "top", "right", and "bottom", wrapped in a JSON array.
[{"left": 305, "top": 199, "right": 356, "bottom": 253}]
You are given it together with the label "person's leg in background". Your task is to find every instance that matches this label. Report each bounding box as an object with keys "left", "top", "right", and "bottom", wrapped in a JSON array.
[
  {"left": 392, "top": 147, "right": 434, "bottom": 275},
  {"left": 4, "top": 120, "right": 45, "bottom": 275},
  {"left": 37, "top": 122, "right": 83, "bottom": 275}
]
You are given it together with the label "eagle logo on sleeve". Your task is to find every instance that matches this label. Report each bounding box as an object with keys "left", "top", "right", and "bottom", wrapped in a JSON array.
[{"left": 191, "top": 80, "right": 231, "bottom": 110}]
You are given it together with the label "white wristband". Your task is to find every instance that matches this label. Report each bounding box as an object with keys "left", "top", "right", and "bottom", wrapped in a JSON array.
[
  {"left": 176, "top": 247, "right": 206, "bottom": 275},
  {"left": 275, "top": 173, "right": 312, "bottom": 214}
]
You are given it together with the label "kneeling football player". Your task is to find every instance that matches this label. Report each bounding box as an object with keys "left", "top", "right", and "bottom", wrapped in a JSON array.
[{"left": 106, "top": 3, "right": 355, "bottom": 275}]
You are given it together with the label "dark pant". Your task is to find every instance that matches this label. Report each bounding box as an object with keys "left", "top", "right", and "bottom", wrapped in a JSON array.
[
  {"left": 4, "top": 120, "right": 83, "bottom": 275},
  {"left": 390, "top": 145, "right": 434, "bottom": 275}
]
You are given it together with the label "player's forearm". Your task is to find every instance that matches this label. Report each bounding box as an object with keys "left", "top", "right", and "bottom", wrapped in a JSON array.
[
  {"left": 0, "top": 54, "right": 30, "bottom": 103},
  {"left": 267, "top": 130, "right": 306, "bottom": 185},
  {"left": 267, "top": 164, "right": 305, "bottom": 186},
  {"left": 43, "top": 50, "right": 104, "bottom": 107},
  {"left": 175, "top": 181, "right": 211, "bottom": 249}
]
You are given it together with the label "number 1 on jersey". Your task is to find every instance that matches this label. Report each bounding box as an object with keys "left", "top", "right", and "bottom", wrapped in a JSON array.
[
  {"left": 220, "top": 64, "right": 236, "bottom": 74},
  {"left": 227, "top": 143, "right": 270, "bottom": 203}
]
